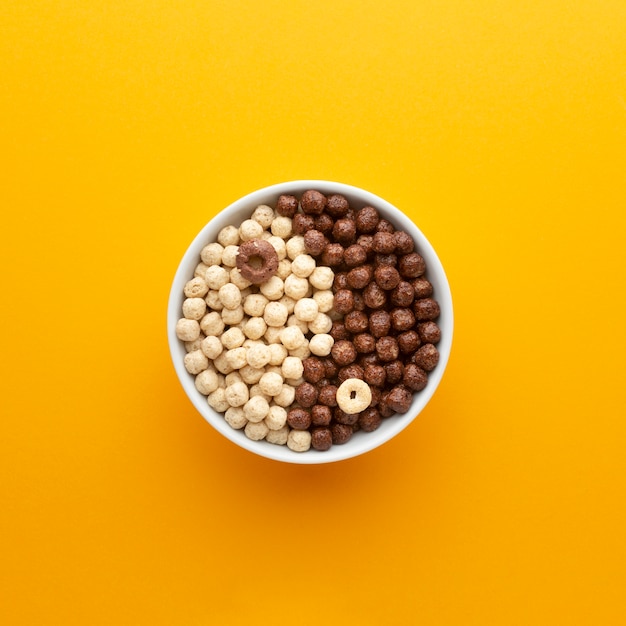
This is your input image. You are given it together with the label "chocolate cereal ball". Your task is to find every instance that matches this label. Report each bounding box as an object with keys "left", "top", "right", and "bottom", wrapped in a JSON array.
[
  {"left": 304, "top": 230, "right": 327, "bottom": 256},
  {"left": 369, "top": 310, "right": 391, "bottom": 338},
  {"left": 311, "top": 405, "right": 333, "bottom": 426},
  {"left": 375, "top": 253, "right": 397, "bottom": 267},
  {"left": 352, "top": 292, "right": 366, "bottom": 311},
  {"left": 393, "top": 231, "right": 415, "bottom": 254},
  {"left": 386, "top": 385, "right": 412, "bottom": 413},
  {"left": 301, "top": 190, "right": 327, "bottom": 215},
  {"left": 347, "top": 265, "right": 373, "bottom": 290},
  {"left": 287, "top": 408, "right": 311, "bottom": 430},
  {"left": 403, "top": 363, "right": 428, "bottom": 391},
  {"left": 333, "top": 289, "right": 355, "bottom": 314},
  {"left": 314, "top": 213, "right": 334, "bottom": 235},
  {"left": 378, "top": 392, "right": 396, "bottom": 418},
  {"left": 390, "top": 281, "right": 415, "bottom": 307},
  {"left": 322, "top": 243, "right": 345, "bottom": 267},
  {"left": 311, "top": 427, "right": 333, "bottom": 451},
  {"left": 412, "top": 277, "right": 433, "bottom": 299},
  {"left": 356, "top": 234, "right": 375, "bottom": 258},
  {"left": 276, "top": 194, "right": 299, "bottom": 218},
  {"left": 355, "top": 206, "right": 380, "bottom": 233},
  {"left": 397, "top": 330, "right": 421, "bottom": 355},
  {"left": 354, "top": 333, "right": 376, "bottom": 354},
  {"left": 329, "top": 321, "right": 350, "bottom": 341},
  {"left": 417, "top": 321, "right": 441, "bottom": 344},
  {"left": 344, "top": 310, "right": 369, "bottom": 334},
  {"left": 331, "top": 339, "right": 357, "bottom": 366},
  {"left": 376, "top": 336, "right": 399, "bottom": 362},
  {"left": 338, "top": 364, "right": 364, "bottom": 383},
  {"left": 372, "top": 231, "right": 396, "bottom": 254},
  {"left": 332, "top": 218, "right": 357, "bottom": 246},
  {"left": 344, "top": 244, "right": 367, "bottom": 267},
  {"left": 358, "top": 407, "right": 382, "bottom": 432},
  {"left": 295, "top": 382, "right": 319, "bottom": 407},
  {"left": 292, "top": 213, "right": 315, "bottom": 235},
  {"left": 333, "top": 407, "right": 360, "bottom": 426},
  {"left": 390, "top": 307, "right": 416, "bottom": 332},
  {"left": 413, "top": 297, "right": 440, "bottom": 321},
  {"left": 376, "top": 219, "right": 395, "bottom": 233},
  {"left": 317, "top": 384, "right": 338, "bottom": 407},
  {"left": 384, "top": 360, "right": 404, "bottom": 385},
  {"left": 399, "top": 253, "right": 426, "bottom": 278},
  {"left": 413, "top": 343, "right": 440, "bottom": 371},
  {"left": 331, "top": 423, "right": 353, "bottom": 444},
  {"left": 364, "top": 364, "right": 386, "bottom": 387},
  {"left": 302, "top": 357, "right": 325, "bottom": 383},
  {"left": 363, "top": 282, "right": 387, "bottom": 309},
  {"left": 333, "top": 272, "right": 349, "bottom": 292},
  {"left": 326, "top": 194, "right": 350, "bottom": 218},
  {"left": 374, "top": 265, "right": 401, "bottom": 290},
  {"left": 322, "top": 358, "right": 339, "bottom": 380}
]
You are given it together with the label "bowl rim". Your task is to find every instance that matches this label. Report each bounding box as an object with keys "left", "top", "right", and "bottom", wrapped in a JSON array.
[{"left": 167, "top": 180, "right": 453, "bottom": 464}]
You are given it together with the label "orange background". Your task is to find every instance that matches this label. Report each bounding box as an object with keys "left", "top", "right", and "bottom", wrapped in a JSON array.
[{"left": 2, "top": 1, "right": 625, "bottom": 624}]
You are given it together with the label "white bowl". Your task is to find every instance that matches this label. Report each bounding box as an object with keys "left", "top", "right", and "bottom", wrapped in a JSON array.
[{"left": 167, "top": 180, "right": 453, "bottom": 464}]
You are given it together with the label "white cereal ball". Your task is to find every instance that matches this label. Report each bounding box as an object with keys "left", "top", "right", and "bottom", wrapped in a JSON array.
[
  {"left": 224, "top": 406, "right": 247, "bottom": 430},
  {"left": 221, "top": 327, "right": 245, "bottom": 349},
  {"left": 313, "top": 290, "right": 334, "bottom": 313},
  {"left": 247, "top": 343, "right": 272, "bottom": 369},
  {"left": 265, "top": 364, "right": 283, "bottom": 377},
  {"left": 205, "top": 265, "right": 229, "bottom": 290},
  {"left": 270, "top": 216, "right": 293, "bottom": 239},
  {"left": 264, "top": 327, "right": 283, "bottom": 344},
  {"left": 201, "top": 335, "right": 223, "bottom": 359},
  {"left": 286, "top": 376, "right": 304, "bottom": 387},
  {"left": 225, "top": 347, "right": 248, "bottom": 370},
  {"left": 243, "top": 395, "right": 270, "bottom": 422},
  {"left": 294, "top": 298, "right": 319, "bottom": 322},
  {"left": 276, "top": 259, "right": 292, "bottom": 279},
  {"left": 279, "top": 326, "right": 305, "bottom": 350},
  {"left": 185, "top": 337, "right": 204, "bottom": 353},
  {"left": 216, "top": 373, "right": 226, "bottom": 388},
  {"left": 225, "top": 381, "right": 250, "bottom": 407},
  {"left": 207, "top": 388, "right": 229, "bottom": 412},
  {"left": 259, "top": 230, "right": 272, "bottom": 240},
  {"left": 263, "top": 301, "right": 289, "bottom": 327},
  {"left": 195, "top": 368, "right": 219, "bottom": 395},
  {"left": 221, "top": 305, "right": 244, "bottom": 326},
  {"left": 284, "top": 274, "right": 309, "bottom": 300},
  {"left": 175, "top": 318, "right": 200, "bottom": 342},
  {"left": 287, "top": 314, "right": 309, "bottom": 335},
  {"left": 217, "top": 225, "right": 240, "bottom": 247},
  {"left": 286, "top": 235, "right": 306, "bottom": 260},
  {"left": 281, "top": 356, "right": 304, "bottom": 380},
  {"left": 201, "top": 242, "right": 224, "bottom": 266},
  {"left": 221, "top": 245, "right": 239, "bottom": 268},
  {"left": 251, "top": 204, "right": 275, "bottom": 229},
  {"left": 200, "top": 311, "right": 225, "bottom": 336},
  {"left": 184, "top": 349, "right": 209, "bottom": 375},
  {"left": 278, "top": 295, "right": 296, "bottom": 315},
  {"left": 240, "top": 365, "right": 265, "bottom": 384},
  {"left": 249, "top": 384, "right": 271, "bottom": 403},
  {"left": 273, "top": 384, "right": 296, "bottom": 407},
  {"left": 287, "top": 429, "right": 312, "bottom": 452},
  {"left": 245, "top": 420, "right": 269, "bottom": 441},
  {"left": 194, "top": 262, "right": 209, "bottom": 279},
  {"left": 184, "top": 276, "right": 209, "bottom": 298},
  {"left": 230, "top": 267, "right": 252, "bottom": 290},
  {"left": 260, "top": 275, "right": 284, "bottom": 301},
  {"left": 308, "top": 312, "right": 333, "bottom": 335},
  {"left": 268, "top": 343, "right": 288, "bottom": 366},
  {"left": 265, "top": 405, "right": 288, "bottom": 430},
  {"left": 243, "top": 316, "right": 267, "bottom": 340},
  {"left": 266, "top": 425, "right": 289, "bottom": 445},
  {"left": 239, "top": 219, "right": 264, "bottom": 242},
  {"left": 309, "top": 266, "right": 335, "bottom": 290},
  {"left": 267, "top": 236, "right": 287, "bottom": 261},
  {"left": 291, "top": 254, "right": 316, "bottom": 278},
  {"left": 218, "top": 283, "right": 242, "bottom": 310},
  {"left": 213, "top": 351, "right": 234, "bottom": 375},
  {"left": 259, "top": 371, "right": 284, "bottom": 396},
  {"left": 225, "top": 371, "right": 244, "bottom": 386},
  {"left": 205, "top": 290, "right": 223, "bottom": 311},
  {"left": 309, "top": 333, "right": 334, "bottom": 356},
  {"left": 243, "top": 293, "right": 268, "bottom": 317},
  {"left": 336, "top": 378, "right": 373, "bottom": 413},
  {"left": 288, "top": 339, "right": 311, "bottom": 359}
]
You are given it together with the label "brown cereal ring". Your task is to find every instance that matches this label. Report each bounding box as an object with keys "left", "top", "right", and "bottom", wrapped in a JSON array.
[
  {"left": 236, "top": 239, "right": 279, "bottom": 284},
  {"left": 336, "top": 378, "right": 372, "bottom": 414}
]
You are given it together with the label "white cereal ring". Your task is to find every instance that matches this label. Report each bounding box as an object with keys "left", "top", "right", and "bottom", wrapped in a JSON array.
[{"left": 336, "top": 378, "right": 372, "bottom": 414}]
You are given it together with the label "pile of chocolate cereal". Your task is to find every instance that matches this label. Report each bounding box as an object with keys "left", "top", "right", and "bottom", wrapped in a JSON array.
[{"left": 175, "top": 190, "right": 441, "bottom": 453}]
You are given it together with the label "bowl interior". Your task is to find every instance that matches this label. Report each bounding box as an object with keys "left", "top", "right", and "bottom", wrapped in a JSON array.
[{"left": 167, "top": 180, "right": 453, "bottom": 464}]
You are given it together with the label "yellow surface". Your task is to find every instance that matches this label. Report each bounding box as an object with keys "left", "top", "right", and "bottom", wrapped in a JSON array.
[{"left": 1, "top": 1, "right": 625, "bottom": 624}]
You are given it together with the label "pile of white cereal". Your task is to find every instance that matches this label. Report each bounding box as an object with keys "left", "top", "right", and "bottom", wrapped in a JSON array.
[{"left": 174, "top": 204, "right": 336, "bottom": 452}]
